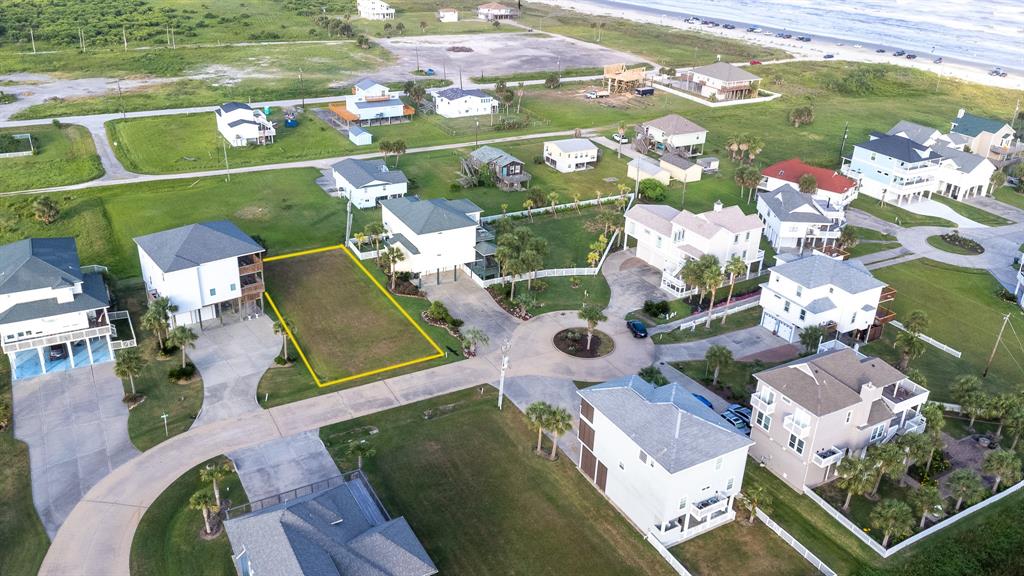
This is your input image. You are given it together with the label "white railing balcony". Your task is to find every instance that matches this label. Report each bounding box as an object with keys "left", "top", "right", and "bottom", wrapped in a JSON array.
[
  {"left": 899, "top": 414, "right": 927, "bottom": 436},
  {"left": 813, "top": 446, "right": 844, "bottom": 468},
  {"left": 1, "top": 324, "right": 112, "bottom": 354},
  {"left": 691, "top": 494, "right": 730, "bottom": 520},
  {"left": 783, "top": 414, "right": 811, "bottom": 439},
  {"left": 751, "top": 393, "right": 775, "bottom": 415},
  {"left": 747, "top": 249, "right": 765, "bottom": 264},
  {"left": 660, "top": 273, "right": 695, "bottom": 298}
]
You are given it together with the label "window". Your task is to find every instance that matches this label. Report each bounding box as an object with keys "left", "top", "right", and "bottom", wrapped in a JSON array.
[
  {"left": 795, "top": 286, "right": 802, "bottom": 298},
  {"left": 755, "top": 410, "right": 772, "bottom": 431},
  {"left": 656, "top": 236, "right": 663, "bottom": 249},
  {"left": 829, "top": 287, "right": 834, "bottom": 294},
  {"left": 619, "top": 461, "right": 625, "bottom": 470},
  {"left": 639, "top": 450, "right": 648, "bottom": 463},
  {"left": 715, "top": 457, "right": 723, "bottom": 470},
  {"left": 846, "top": 411, "right": 852, "bottom": 424},
  {"left": 745, "top": 231, "right": 750, "bottom": 241},
  {"left": 870, "top": 423, "right": 886, "bottom": 442},
  {"left": 673, "top": 230, "right": 684, "bottom": 243},
  {"left": 734, "top": 234, "right": 740, "bottom": 244},
  {"left": 799, "top": 309, "right": 806, "bottom": 321},
  {"left": 850, "top": 312, "right": 857, "bottom": 324},
  {"left": 783, "top": 301, "right": 790, "bottom": 313},
  {"left": 788, "top": 434, "right": 805, "bottom": 455},
  {"left": 782, "top": 395, "right": 791, "bottom": 405},
  {"left": 726, "top": 477, "right": 735, "bottom": 491},
  {"left": 209, "top": 288, "right": 217, "bottom": 296},
  {"left": 230, "top": 283, "right": 237, "bottom": 292},
  {"left": 679, "top": 497, "right": 688, "bottom": 510}
]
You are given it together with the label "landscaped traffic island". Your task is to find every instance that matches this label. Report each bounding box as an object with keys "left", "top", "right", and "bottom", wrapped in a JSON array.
[
  {"left": 553, "top": 328, "right": 614, "bottom": 358},
  {"left": 926, "top": 232, "right": 984, "bottom": 255}
]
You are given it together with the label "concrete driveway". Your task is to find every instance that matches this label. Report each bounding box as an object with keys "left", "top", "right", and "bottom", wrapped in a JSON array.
[
  {"left": 191, "top": 317, "right": 281, "bottom": 427},
  {"left": 227, "top": 430, "right": 341, "bottom": 502},
  {"left": 500, "top": 375, "right": 583, "bottom": 463},
  {"left": 421, "top": 273, "right": 520, "bottom": 354},
  {"left": 11, "top": 363, "right": 138, "bottom": 537},
  {"left": 655, "top": 325, "right": 793, "bottom": 363},
  {"left": 602, "top": 250, "right": 666, "bottom": 320}
]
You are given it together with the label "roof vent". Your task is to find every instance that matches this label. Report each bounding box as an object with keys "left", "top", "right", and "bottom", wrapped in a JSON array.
[
  {"left": 713, "top": 200, "right": 723, "bottom": 212},
  {"left": 957, "top": 108, "right": 966, "bottom": 119},
  {"left": 674, "top": 410, "right": 683, "bottom": 439},
  {"left": 331, "top": 517, "right": 344, "bottom": 525}
]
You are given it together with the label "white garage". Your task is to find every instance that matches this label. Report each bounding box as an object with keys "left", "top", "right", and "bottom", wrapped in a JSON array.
[{"left": 760, "top": 311, "right": 795, "bottom": 342}]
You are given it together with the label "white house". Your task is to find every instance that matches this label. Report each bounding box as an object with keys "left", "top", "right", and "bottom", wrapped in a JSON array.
[
  {"left": 347, "top": 125, "right": 373, "bottom": 146},
  {"left": 756, "top": 185, "right": 842, "bottom": 252},
  {"left": 638, "top": 114, "right": 707, "bottom": 155},
  {"left": 627, "top": 156, "right": 671, "bottom": 185},
  {"left": 215, "top": 102, "right": 275, "bottom": 147},
  {"left": 578, "top": 377, "right": 753, "bottom": 544},
  {"left": 357, "top": 0, "right": 395, "bottom": 20},
  {"left": 543, "top": 138, "right": 599, "bottom": 173},
  {"left": 625, "top": 201, "right": 764, "bottom": 297},
  {"left": 332, "top": 158, "right": 408, "bottom": 208},
  {"left": 949, "top": 108, "right": 1021, "bottom": 163},
  {"left": 1, "top": 238, "right": 120, "bottom": 380},
  {"left": 432, "top": 87, "right": 496, "bottom": 118},
  {"left": 887, "top": 120, "right": 997, "bottom": 201},
  {"left": 477, "top": 2, "right": 517, "bottom": 20},
  {"left": 680, "top": 62, "right": 761, "bottom": 101},
  {"left": 331, "top": 79, "right": 412, "bottom": 125},
  {"left": 438, "top": 7, "right": 459, "bottom": 22},
  {"left": 380, "top": 196, "right": 482, "bottom": 276},
  {"left": 758, "top": 254, "right": 894, "bottom": 343},
  {"left": 841, "top": 132, "right": 943, "bottom": 205},
  {"left": 134, "top": 221, "right": 266, "bottom": 328},
  {"left": 760, "top": 158, "right": 858, "bottom": 211}
]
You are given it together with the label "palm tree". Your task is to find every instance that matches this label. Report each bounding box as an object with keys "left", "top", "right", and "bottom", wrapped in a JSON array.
[
  {"left": 378, "top": 139, "right": 392, "bottom": 165},
  {"left": 921, "top": 402, "right": 945, "bottom": 473},
  {"left": 578, "top": 304, "right": 607, "bottom": 350},
  {"left": 680, "top": 258, "right": 704, "bottom": 299},
  {"left": 395, "top": 22, "right": 406, "bottom": 35},
  {"left": 460, "top": 327, "right": 489, "bottom": 356},
  {"left": 947, "top": 468, "right": 985, "bottom": 511},
  {"left": 272, "top": 318, "right": 294, "bottom": 360},
  {"left": 523, "top": 198, "right": 535, "bottom": 222},
  {"left": 572, "top": 192, "right": 582, "bottom": 214},
  {"left": 870, "top": 499, "right": 915, "bottom": 547},
  {"left": 189, "top": 489, "right": 220, "bottom": 536},
  {"left": 988, "top": 393, "right": 1018, "bottom": 438},
  {"left": 835, "top": 456, "right": 876, "bottom": 511},
  {"left": 346, "top": 440, "right": 377, "bottom": 469},
  {"left": 364, "top": 222, "right": 386, "bottom": 259},
  {"left": 1004, "top": 396, "right": 1024, "bottom": 450},
  {"left": 390, "top": 140, "right": 407, "bottom": 167},
  {"left": 838, "top": 226, "right": 858, "bottom": 251},
  {"left": 114, "top": 348, "right": 146, "bottom": 395},
  {"left": 353, "top": 231, "right": 367, "bottom": 249},
  {"left": 982, "top": 449, "right": 1022, "bottom": 493},
  {"left": 738, "top": 484, "right": 772, "bottom": 524},
  {"left": 894, "top": 331, "right": 925, "bottom": 371},
  {"left": 909, "top": 484, "right": 943, "bottom": 529},
  {"left": 167, "top": 325, "right": 198, "bottom": 369},
  {"left": 904, "top": 309, "right": 929, "bottom": 334},
  {"left": 798, "top": 173, "right": 817, "bottom": 194},
  {"left": 745, "top": 136, "right": 765, "bottom": 164},
  {"left": 952, "top": 375, "right": 984, "bottom": 428},
  {"left": 526, "top": 401, "right": 551, "bottom": 453},
  {"left": 547, "top": 192, "right": 560, "bottom": 216},
  {"left": 725, "top": 135, "right": 740, "bottom": 161},
  {"left": 383, "top": 22, "right": 392, "bottom": 36},
  {"left": 419, "top": 20, "right": 427, "bottom": 34},
  {"left": 867, "top": 442, "right": 906, "bottom": 496},
  {"left": 200, "top": 461, "right": 232, "bottom": 507},
  {"left": 704, "top": 345, "right": 732, "bottom": 388},
  {"left": 699, "top": 257, "right": 724, "bottom": 328},
  {"left": 142, "top": 296, "right": 173, "bottom": 349},
  {"left": 798, "top": 324, "right": 825, "bottom": 354},
  {"left": 989, "top": 170, "right": 1007, "bottom": 195},
  {"left": 720, "top": 256, "right": 748, "bottom": 326},
  {"left": 382, "top": 246, "right": 406, "bottom": 290},
  {"left": 896, "top": 433, "right": 932, "bottom": 487},
  {"left": 545, "top": 407, "right": 573, "bottom": 461}
]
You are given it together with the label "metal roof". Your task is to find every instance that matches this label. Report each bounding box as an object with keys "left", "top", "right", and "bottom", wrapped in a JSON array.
[
  {"left": 133, "top": 221, "right": 264, "bottom": 273},
  {"left": 546, "top": 138, "right": 597, "bottom": 154},
  {"left": 642, "top": 114, "right": 706, "bottom": 136},
  {"left": 435, "top": 87, "right": 490, "bottom": 101},
  {"left": 951, "top": 111, "right": 1011, "bottom": 137},
  {"left": 0, "top": 237, "right": 82, "bottom": 295}
]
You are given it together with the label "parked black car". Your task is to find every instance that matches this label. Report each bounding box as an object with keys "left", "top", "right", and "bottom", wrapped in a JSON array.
[
  {"left": 893, "top": 50, "right": 906, "bottom": 57},
  {"left": 48, "top": 344, "right": 68, "bottom": 361},
  {"left": 626, "top": 319, "right": 649, "bottom": 338}
]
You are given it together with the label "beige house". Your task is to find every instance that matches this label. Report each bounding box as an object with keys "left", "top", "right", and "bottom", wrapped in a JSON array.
[
  {"left": 748, "top": 344, "right": 929, "bottom": 492},
  {"left": 949, "top": 108, "right": 1020, "bottom": 162},
  {"left": 627, "top": 156, "right": 671, "bottom": 185},
  {"left": 660, "top": 153, "right": 703, "bottom": 183}
]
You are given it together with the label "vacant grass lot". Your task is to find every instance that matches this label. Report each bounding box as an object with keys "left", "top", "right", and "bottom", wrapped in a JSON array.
[
  {"left": 504, "top": 206, "right": 615, "bottom": 268},
  {"left": 0, "top": 360, "right": 50, "bottom": 576},
  {"left": 672, "top": 359, "right": 780, "bottom": 403},
  {"left": 863, "top": 259, "right": 1024, "bottom": 399},
  {"left": 0, "top": 169, "right": 344, "bottom": 278},
  {"left": 0, "top": 125, "right": 103, "bottom": 193},
  {"left": 320, "top": 387, "right": 673, "bottom": 575},
  {"left": 263, "top": 249, "right": 439, "bottom": 383},
  {"left": 129, "top": 457, "right": 246, "bottom": 576},
  {"left": 671, "top": 517, "right": 815, "bottom": 576},
  {"left": 107, "top": 109, "right": 354, "bottom": 174}
]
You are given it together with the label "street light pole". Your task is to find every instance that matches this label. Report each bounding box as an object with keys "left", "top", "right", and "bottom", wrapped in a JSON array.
[{"left": 497, "top": 339, "right": 511, "bottom": 410}]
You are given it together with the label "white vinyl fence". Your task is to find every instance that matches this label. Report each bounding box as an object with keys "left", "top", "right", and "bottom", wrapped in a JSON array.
[
  {"left": 480, "top": 193, "right": 631, "bottom": 223},
  {"left": 650, "top": 295, "right": 761, "bottom": 335},
  {"left": 889, "top": 320, "right": 962, "bottom": 358},
  {"left": 644, "top": 533, "right": 694, "bottom": 576},
  {"left": 463, "top": 230, "right": 620, "bottom": 289},
  {"left": 650, "top": 80, "right": 782, "bottom": 107},
  {"left": 755, "top": 509, "right": 837, "bottom": 575}
]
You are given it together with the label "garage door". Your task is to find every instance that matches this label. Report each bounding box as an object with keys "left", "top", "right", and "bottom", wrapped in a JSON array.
[
  {"left": 777, "top": 322, "right": 794, "bottom": 342},
  {"left": 761, "top": 312, "right": 795, "bottom": 342},
  {"left": 636, "top": 242, "right": 655, "bottom": 264}
]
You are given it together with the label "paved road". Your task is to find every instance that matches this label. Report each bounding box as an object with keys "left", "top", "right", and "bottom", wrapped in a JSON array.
[{"left": 228, "top": 430, "right": 340, "bottom": 502}]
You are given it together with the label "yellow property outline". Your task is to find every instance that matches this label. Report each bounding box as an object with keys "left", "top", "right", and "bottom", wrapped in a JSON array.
[{"left": 263, "top": 244, "right": 445, "bottom": 388}]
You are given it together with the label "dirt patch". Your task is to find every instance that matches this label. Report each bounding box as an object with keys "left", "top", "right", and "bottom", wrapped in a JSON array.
[
  {"left": 553, "top": 328, "right": 614, "bottom": 358},
  {"left": 447, "top": 46, "right": 473, "bottom": 52},
  {"left": 235, "top": 205, "right": 270, "bottom": 220}
]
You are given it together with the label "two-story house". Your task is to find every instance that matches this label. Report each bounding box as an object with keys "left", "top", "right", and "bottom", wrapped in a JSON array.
[
  {"left": 357, "top": 0, "right": 395, "bottom": 20},
  {"left": 542, "top": 138, "right": 599, "bottom": 173},
  {"left": 887, "top": 120, "right": 997, "bottom": 201},
  {"left": 330, "top": 79, "right": 413, "bottom": 126},
  {"left": 468, "top": 145, "right": 531, "bottom": 190},
  {"left": 380, "top": 196, "right": 483, "bottom": 277},
  {"left": 215, "top": 102, "right": 275, "bottom": 147},
  {"left": 680, "top": 62, "right": 761, "bottom": 101},
  {"left": 841, "top": 133, "right": 943, "bottom": 205},
  {"left": 758, "top": 254, "right": 895, "bottom": 343},
  {"left": 749, "top": 344, "right": 929, "bottom": 492},
  {"left": 578, "top": 377, "right": 753, "bottom": 544},
  {"left": 432, "top": 88, "right": 496, "bottom": 118},
  {"left": 1, "top": 238, "right": 118, "bottom": 380},
  {"left": 134, "top": 221, "right": 266, "bottom": 328},
  {"left": 477, "top": 2, "right": 517, "bottom": 20},
  {"left": 756, "top": 185, "right": 842, "bottom": 252},
  {"left": 638, "top": 114, "right": 707, "bottom": 156},
  {"left": 949, "top": 108, "right": 1020, "bottom": 163},
  {"left": 332, "top": 158, "right": 409, "bottom": 209},
  {"left": 760, "top": 158, "right": 858, "bottom": 212},
  {"left": 624, "top": 201, "right": 764, "bottom": 297}
]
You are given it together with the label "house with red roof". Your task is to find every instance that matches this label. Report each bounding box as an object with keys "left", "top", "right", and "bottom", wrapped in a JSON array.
[{"left": 760, "top": 159, "right": 858, "bottom": 210}]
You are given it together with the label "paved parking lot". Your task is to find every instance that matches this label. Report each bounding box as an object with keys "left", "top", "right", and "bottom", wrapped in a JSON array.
[
  {"left": 11, "top": 363, "right": 138, "bottom": 537},
  {"left": 228, "top": 430, "right": 340, "bottom": 502}
]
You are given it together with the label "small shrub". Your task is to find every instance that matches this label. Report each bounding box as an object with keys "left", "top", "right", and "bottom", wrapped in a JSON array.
[
  {"left": 643, "top": 299, "right": 671, "bottom": 317},
  {"left": 274, "top": 355, "right": 294, "bottom": 365},
  {"left": 122, "top": 393, "right": 144, "bottom": 406},
  {"left": 638, "top": 366, "right": 669, "bottom": 386},
  {"left": 529, "top": 279, "right": 548, "bottom": 292},
  {"left": 532, "top": 154, "right": 545, "bottom": 165},
  {"left": 168, "top": 362, "right": 197, "bottom": 382}
]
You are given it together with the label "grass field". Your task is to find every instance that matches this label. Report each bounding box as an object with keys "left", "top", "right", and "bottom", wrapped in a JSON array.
[
  {"left": 994, "top": 187, "right": 1024, "bottom": 211},
  {"left": 263, "top": 249, "right": 439, "bottom": 384},
  {"left": 671, "top": 517, "right": 815, "bottom": 576},
  {"left": 0, "top": 125, "right": 103, "bottom": 193},
  {"left": 851, "top": 196, "right": 957, "bottom": 228},
  {"left": 862, "top": 259, "right": 1024, "bottom": 399},
  {"left": 320, "top": 386, "right": 674, "bottom": 575},
  {"left": 653, "top": 306, "right": 763, "bottom": 344},
  {"left": 504, "top": 206, "right": 614, "bottom": 268},
  {"left": 0, "top": 360, "right": 50, "bottom": 576},
  {"left": 0, "top": 169, "right": 344, "bottom": 279},
  {"left": 931, "top": 195, "right": 1014, "bottom": 226},
  {"left": 129, "top": 457, "right": 246, "bottom": 576},
  {"left": 357, "top": 11, "right": 511, "bottom": 37}
]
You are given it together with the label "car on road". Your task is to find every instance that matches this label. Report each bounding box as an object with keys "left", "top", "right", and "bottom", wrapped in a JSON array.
[
  {"left": 692, "top": 394, "right": 714, "bottom": 410},
  {"left": 894, "top": 50, "right": 906, "bottom": 57},
  {"left": 823, "top": 54, "right": 835, "bottom": 59},
  {"left": 797, "top": 36, "right": 812, "bottom": 42},
  {"left": 749, "top": 60, "right": 762, "bottom": 65},
  {"left": 853, "top": 44, "right": 862, "bottom": 48},
  {"left": 612, "top": 131, "right": 629, "bottom": 143},
  {"left": 875, "top": 48, "right": 887, "bottom": 53},
  {"left": 1006, "top": 176, "right": 1020, "bottom": 188},
  {"left": 933, "top": 57, "right": 943, "bottom": 64},
  {"left": 723, "top": 24, "right": 735, "bottom": 29},
  {"left": 626, "top": 319, "right": 648, "bottom": 338},
  {"left": 720, "top": 411, "right": 751, "bottom": 435},
  {"left": 906, "top": 53, "right": 918, "bottom": 59}
]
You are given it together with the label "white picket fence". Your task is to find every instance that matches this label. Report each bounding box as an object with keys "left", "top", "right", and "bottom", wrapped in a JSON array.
[
  {"left": 463, "top": 230, "right": 620, "bottom": 289},
  {"left": 890, "top": 320, "right": 962, "bottom": 358},
  {"left": 644, "top": 533, "right": 694, "bottom": 576},
  {"left": 649, "top": 80, "right": 782, "bottom": 107},
  {"left": 651, "top": 297, "right": 761, "bottom": 335},
  {"left": 480, "top": 193, "right": 631, "bottom": 223},
  {"left": 755, "top": 509, "right": 837, "bottom": 575}
]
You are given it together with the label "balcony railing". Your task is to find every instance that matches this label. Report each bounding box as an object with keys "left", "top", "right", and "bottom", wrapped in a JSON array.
[
  {"left": 813, "top": 446, "right": 844, "bottom": 468},
  {"left": 1, "top": 324, "right": 112, "bottom": 354},
  {"left": 897, "top": 414, "right": 927, "bottom": 436},
  {"left": 691, "top": 494, "right": 730, "bottom": 520},
  {"left": 875, "top": 306, "right": 896, "bottom": 324},
  {"left": 238, "top": 262, "right": 263, "bottom": 276},
  {"left": 751, "top": 392, "right": 776, "bottom": 415},
  {"left": 880, "top": 285, "right": 897, "bottom": 303},
  {"left": 783, "top": 414, "right": 811, "bottom": 438},
  {"left": 241, "top": 282, "right": 265, "bottom": 297}
]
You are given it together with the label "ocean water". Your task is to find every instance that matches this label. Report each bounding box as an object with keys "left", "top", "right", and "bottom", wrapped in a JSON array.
[{"left": 590, "top": 0, "right": 1024, "bottom": 69}]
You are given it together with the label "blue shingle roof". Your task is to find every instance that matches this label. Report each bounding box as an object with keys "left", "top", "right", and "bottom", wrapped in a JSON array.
[{"left": 857, "top": 133, "right": 942, "bottom": 163}]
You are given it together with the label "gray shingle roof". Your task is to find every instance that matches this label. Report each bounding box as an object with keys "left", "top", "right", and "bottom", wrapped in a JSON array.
[
  {"left": 935, "top": 144, "right": 990, "bottom": 172},
  {"left": 579, "top": 377, "right": 752, "bottom": 473},
  {"left": 757, "top": 185, "right": 831, "bottom": 224},
  {"left": 225, "top": 482, "right": 437, "bottom": 576},
  {"left": 354, "top": 78, "right": 384, "bottom": 91},
  {"left": 692, "top": 61, "right": 761, "bottom": 83},
  {"left": 435, "top": 87, "right": 489, "bottom": 100},
  {"left": 660, "top": 153, "right": 697, "bottom": 170},
  {"left": 857, "top": 133, "right": 942, "bottom": 164},
  {"left": 386, "top": 234, "right": 420, "bottom": 255},
  {"left": 805, "top": 296, "right": 837, "bottom": 314},
  {"left": 887, "top": 120, "right": 940, "bottom": 145},
  {"left": 770, "top": 254, "right": 885, "bottom": 294},
  {"left": 381, "top": 196, "right": 480, "bottom": 235},
  {"left": 643, "top": 114, "right": 706, "bottom": 136},
  {"left": 0, "top": 272, "right": 108, "bottom": 324},
  {"left": 547, "top": 138, "right": 597, "bottom": 153},
  {"left": 0, "top": 237, "right": 82, "bottom": 295},
  {"left": 333, "top": 159, "right": 408, "bottom": 189},
  {"left": 134, "top": 221, "right": 263, "bottom": 273},
  {"left": 352, "top": 99, "right": 402, "bottom": 110},
  {"left": 468, "top": 145, "right": 521, "bottom": 168}
]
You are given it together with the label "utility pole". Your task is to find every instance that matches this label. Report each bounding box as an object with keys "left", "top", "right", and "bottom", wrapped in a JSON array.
[
  {"left": 166, "top": 28, "right": 171, "bottom": 48},
  {"left": 299, "top": 68, "right": 305, "bottom": 108},
  {"left": 459, "top": 66, "right": 463, "bottom": 90},
  {"left": 171, "top": 28, "right": 176, "bottom": 49},
  {"left": 29, "top": 27, "right": 36, "bottom": 54},
  {"left": 78, "top": 27, "right": 85, "bottom": 53},
  {"left": 123, "top": 25, "right": 128, "bottom": 52},
  {"left": 983, "top": 313, "right": 1011, "bottom": 377},
  {"left": 415, "top": 46, "right": 420, "bottom": 72},
  {"left": 222, "top": 140, "right": 231, "bottom": 182},
  {"left": 497, "top": 339, "right": 511, "bottom": 410},
  {"left": 839, "top": 122, "right": 849, "bottom": 165},
  {"left": 345, "top": 198, "right": 353, "bottom": 244}
]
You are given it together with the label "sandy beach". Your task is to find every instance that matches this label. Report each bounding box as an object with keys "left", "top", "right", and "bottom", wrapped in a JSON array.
[{"left": 528, "top": 0, "right": 1024, "bottom": 92}]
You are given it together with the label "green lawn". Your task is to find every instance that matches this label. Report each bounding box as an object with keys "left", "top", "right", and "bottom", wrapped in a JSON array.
[
  {"left": 0, "top": 360, "right": 50, "bottom": 576},
  {"left": 671, "top": 359, "right": 780, "bottom": 403},
  {"left": 931, "top": 195, "right": 1013, "bottom": 226},
  {"left": 0, "top": 169, "right": 345, "bottom": 279},
  {"left": 489, "top": 274, "right": 611, "bottom": 317},
  {"left": 107, "top": 109, "right": 355, "bottom": 174},
  {"left": 129, "top": 457, "right": 247, "bottom": 576},
  {"left": 848, "top": 241, "right": 902, "bottom": 258},
  {"left": 815, "top": 479, "right": 919, "bottom": 546},
  {"left": 114, "top": 287, "right": 205, "bottom": 452},
  {"left": 851, "top": 226, "right": 898, "bottom": 242},
  {"left": 359, "top": 10, "right": 512, "bottom": 37},
  {"left": 627, "top": 298, "right": 693, "bottom": 325},
  {"left": 319, "top": 387, "right": 674, "bottom": 575},
  {"left": 994, "top": 187, "right": 1024, "bottom": 211},
  {"left": 926, "top": 234, "right": 981, "bottom": 255},
  {"left": 851, "top": 196, "right": 956, "bottom": 228},
  {"left": 862, "top": 259, "right": 1024, "bottom": 399},
  {"left": 671, "top": 516, "right": 816, "bottom": 576},
  {"left": 653, "top": 306, "right": 763, "bottom": 345},
  {"left": 503, "top": 207, "right": 612, "bottom": 268},
  {"left": 942, "top": 415, "right": 999, "bottom": 439},
  {"left": 0, "top": 125, "right": 103, "bottom": 193}
]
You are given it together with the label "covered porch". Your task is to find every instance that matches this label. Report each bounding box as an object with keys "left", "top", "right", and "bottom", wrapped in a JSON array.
[
  {"left": 655, "top": 493, "right": 736, "bottom": 545},
  {"left": 9, "top": 336, "right": 113, "bottom": 380}
]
